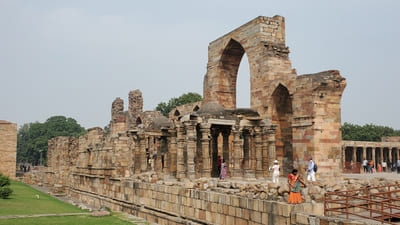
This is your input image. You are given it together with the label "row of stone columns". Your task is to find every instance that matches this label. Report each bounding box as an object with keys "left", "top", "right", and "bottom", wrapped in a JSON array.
[
  {"left": 343, "top": 143, "right": 400, "bottom": 171},
  {"left": 134, "top": 121, "right": 277, "bottom": 180}
]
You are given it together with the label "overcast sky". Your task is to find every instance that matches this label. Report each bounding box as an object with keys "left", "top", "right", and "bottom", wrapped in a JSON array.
[{"left": 1, "top": 0, "right": 399, "bottom": 130}]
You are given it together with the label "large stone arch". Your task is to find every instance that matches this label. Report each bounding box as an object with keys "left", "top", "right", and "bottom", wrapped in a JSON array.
[{"left": 203, "top": 16, "right": 295, "bottom": 116}]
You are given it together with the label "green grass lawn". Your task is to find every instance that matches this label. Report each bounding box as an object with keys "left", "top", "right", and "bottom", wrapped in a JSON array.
[
  {"left": 0, "top": 181, "right": 135, "bottom": 225},
  {"left": 0, "top": 181, "right": 83, "bottom": 216},
  {"left": 0, "top": 215, "right": 134, "bottom": 225}
]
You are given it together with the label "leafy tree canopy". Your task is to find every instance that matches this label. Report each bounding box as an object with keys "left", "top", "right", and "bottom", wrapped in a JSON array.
[
  {"left": 156, "top": 92, "right": 202, "bottom": 117},
  {"left": 17, "top": 116, "right": 87, "bottom": 165},
  {"left": 341, "top": 122, "right": 400, "bottom": 141}
]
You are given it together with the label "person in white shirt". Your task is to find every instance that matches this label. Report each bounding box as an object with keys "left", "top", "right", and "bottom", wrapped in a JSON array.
[
  {"left": 362, "top": 158, "right": 368, "bottom": 173},
  {"left": 270, "top": 160, "right": 280, "bottom": 183},
  {"left": 307, "top": 158, "right": 316, "bottom": 182}
]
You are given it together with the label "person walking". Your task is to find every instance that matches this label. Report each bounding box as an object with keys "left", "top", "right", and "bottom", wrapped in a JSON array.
[
  {"left": 270, "top": 160, "right": 280, "bottom": 183},
  {"left": 288, "top": 169, "right": 306, "bottom": 204},
  {"left": 362, "top": 158, "right": 368, "bottom": 173},
  {"left": 307, "top": 158, "right": 316, "bottom": 182}
]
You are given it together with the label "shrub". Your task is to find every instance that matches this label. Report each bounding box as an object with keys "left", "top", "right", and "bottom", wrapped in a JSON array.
[
  {"left": 0, "top": 186, "right": 13, "bottom": 199},
  {"left": 0, "top": 174, "right": 10, "bottom": 187},
  {"left": 0, "top": 173, "right": 12, "bottom": 199}
]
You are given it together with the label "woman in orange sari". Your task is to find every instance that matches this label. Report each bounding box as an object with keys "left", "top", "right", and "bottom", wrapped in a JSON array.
[{"left": 288, "top": 169, "right": 307, "bottom": 204}]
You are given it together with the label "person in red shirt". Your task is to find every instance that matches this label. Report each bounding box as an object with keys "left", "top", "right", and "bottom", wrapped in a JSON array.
[{"left": 288, "top": 169, "right": 307, "bottom": 204}]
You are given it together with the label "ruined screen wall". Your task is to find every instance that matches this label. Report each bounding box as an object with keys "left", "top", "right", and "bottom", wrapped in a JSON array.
[{"left": 0, "top": 120, "right": 17, "bottom": 179}]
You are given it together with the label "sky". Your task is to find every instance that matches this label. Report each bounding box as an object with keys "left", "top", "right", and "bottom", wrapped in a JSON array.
[{"left": 0, "top": 0, "right": 399, "bottom": 130}]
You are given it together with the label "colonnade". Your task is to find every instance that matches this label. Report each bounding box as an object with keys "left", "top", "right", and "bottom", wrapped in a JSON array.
[
  {"left": 139, "top": 119, "right": 277, "bottom": 180},
  {"left": 342, "top": 141, "right": 400, "bottom": 173}
]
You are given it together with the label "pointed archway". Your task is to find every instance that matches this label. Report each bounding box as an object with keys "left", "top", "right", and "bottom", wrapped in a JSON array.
[{"left": 271, "top": 84, "right": 293, "bottom": 175}]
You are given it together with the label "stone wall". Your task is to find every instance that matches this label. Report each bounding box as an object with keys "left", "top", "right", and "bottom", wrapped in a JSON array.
[
  {"left": 0, "top": 120, "right": 17, "bottom": 179},
  {"left": 203, "top": 16, "right": 346, "bottom": 178},
  {"left": 66, "top": 177, "right": 368, "bottom": 225}
]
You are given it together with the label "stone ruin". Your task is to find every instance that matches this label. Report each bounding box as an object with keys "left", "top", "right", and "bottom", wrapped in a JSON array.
[
  {"left": 0, "top": 120, "right": 17, "bottom": 179},
  {"left": 23, "top": 16, "right": 360, "bottom": 225}
]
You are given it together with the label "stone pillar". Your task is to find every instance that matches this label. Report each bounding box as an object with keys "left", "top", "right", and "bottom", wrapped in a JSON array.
[
  {"left": 352, "top": 147, "right": 357, "bottom": 163},
  {"left": 184, "top": 121, "right": 196, "bottom": 180},
  {"left": 138, "top": 132, "right": 147, "bottom": 173},
  {"left": 154, "top": 137, "right": 162, "bottom": 172},
  {"left": 211, "top": 128, "right": 219, "bottom": 177},
  {"left": 222, "top": 129, "right": 231, "bottom": 176},
  {"left": 168, "top": 129, "right": 177, "bottom": 176},
  {"left": 199, "top": 123, "right": 211, "bottom": 177},
  {"left": 380, "top": 148, "right": 384, "bottom": 164},
  {"left": 243, "top": 128, "right": 255, "bottom": 178},
  {"left": 363, "top": 146, "right": 366, "bottom": 160},
  {"left": 176, "top": 122, "right": 185, "bottom": 180},
  {"left": 372, "top": 148, "right": 376, "bottom": 166},
  {"left": 261, "top": 125, "right": 269, "bottom": 177},
  {"left": 267, "top": 128, "right": 276, "bottom": 178},
  {"left": 232, "top": 126, "right": 242, "bottom": 178},
  {"left": 254, "top": 126, "right": 263, "bottom": 178}
]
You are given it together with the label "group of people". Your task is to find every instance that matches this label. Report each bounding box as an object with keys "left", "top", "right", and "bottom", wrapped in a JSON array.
[
  {"left": 217, "top": 155, "right": 316, "bottom": 204},
  {"left": 287, "top": 158, "right": 316, "bottom": 204},
  {"left": 269, "top": 158, "right": 316, "bottom": 204},
  {"left": 362, "top": 158, "right": 400, "bottom": 173}
]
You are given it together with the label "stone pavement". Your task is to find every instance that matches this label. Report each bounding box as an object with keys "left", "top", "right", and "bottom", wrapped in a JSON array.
[{"left": 343, "top": 172, "right": 400, "bottom": 180}]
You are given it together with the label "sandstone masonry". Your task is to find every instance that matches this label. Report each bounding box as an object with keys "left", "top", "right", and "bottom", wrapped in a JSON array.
[
  {"left": 24, "top": 16, "right": 352, "bottom": 225},
  {"left": 0, "top": 120, "right": 17, "bottom": 179}
]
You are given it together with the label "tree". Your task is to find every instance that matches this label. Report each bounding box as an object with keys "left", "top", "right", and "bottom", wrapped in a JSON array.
[
  {"left": 17, "top": 116, "right": 87, "bottom": 165},
  {"left": 156, "top": 92, "right": 202, "bottom": 117},
  {"left": 341, "top": 122, "right": 400, "bottom": 141}
]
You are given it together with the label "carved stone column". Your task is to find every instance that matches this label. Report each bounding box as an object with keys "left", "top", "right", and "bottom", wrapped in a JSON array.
[
  {"left": 363, "top": 146, "right": 366, "bottom": 160},
  {"left": 184, "top": 121, "right": 196, "bottom": 180},
  {"left": 138, "top": 132, "right": 147, "bottom": 173},
  {"left": 372, "top": 148, "right": 376, "bottom": 167},
  {"left": 261, "top": 125, "right": 269, "bottom": 177},
  {"left": 199, "top": 123, "right": 211, "bottom": 177},
  {"left": 168, "top": 129, "right": 177, "bottom": 177},
  {"left": 232, "top": 126, "right": 242, "bottom": 178},
  {"left": 254, "top": 126, "right": 263, "bottom": 178},
  {"left": 352, "top": 147, "right": 357, "bottom": 163},
  {"left": 222, "top": 128, "right": 231, "bottom": 176},
  {"left": 154, "top": 137, "right": 162, "bottom": 172},
  {"left": 267, "top": 126, "right": 276, "bottom": 178},
  {"left": 176, "top": 122, "right": 185, "bottom": 180}
]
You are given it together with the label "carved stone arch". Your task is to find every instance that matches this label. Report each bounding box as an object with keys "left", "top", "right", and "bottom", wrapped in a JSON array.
[{"left": 271, "top": 84, "right": 293, "bottom": 175}]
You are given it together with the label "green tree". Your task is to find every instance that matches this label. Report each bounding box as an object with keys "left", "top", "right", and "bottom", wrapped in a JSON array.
[
  {"left": 17, "top": 116, "right": 87, "bottom": 165},
  {"left": 341, "top": 122, "right": 400, "bottom": 141},
  {"left": 156, "top": 92, "right": 202, "bottom": 117}
]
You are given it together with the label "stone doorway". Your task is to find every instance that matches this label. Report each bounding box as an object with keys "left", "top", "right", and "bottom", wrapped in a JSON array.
[{"left": 210, "top": 125, "right": 232, "bottom": 178}]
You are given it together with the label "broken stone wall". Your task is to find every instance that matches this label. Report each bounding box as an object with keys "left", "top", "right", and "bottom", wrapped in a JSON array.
[
  {"left": 67, "top": 178, "right": 360, "bottom": 225},
  {"left": 0, "top": 120, "right": 17, "bottom": 179}
]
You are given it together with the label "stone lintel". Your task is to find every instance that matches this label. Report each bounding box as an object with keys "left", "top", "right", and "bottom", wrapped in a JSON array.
[{"left": 207, "top": 119, "right": 236, "bottom": 126}]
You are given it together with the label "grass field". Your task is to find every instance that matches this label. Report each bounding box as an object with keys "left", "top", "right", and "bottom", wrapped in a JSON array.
[
  {"left": 0, "top": 215, "right": 135, "bottom": 225},
  {"left": 0, "top": 181, "right": 135, "bottom": 225},
  {"left": 0, "top": 181, "right": 83, "bottom": 216}
]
